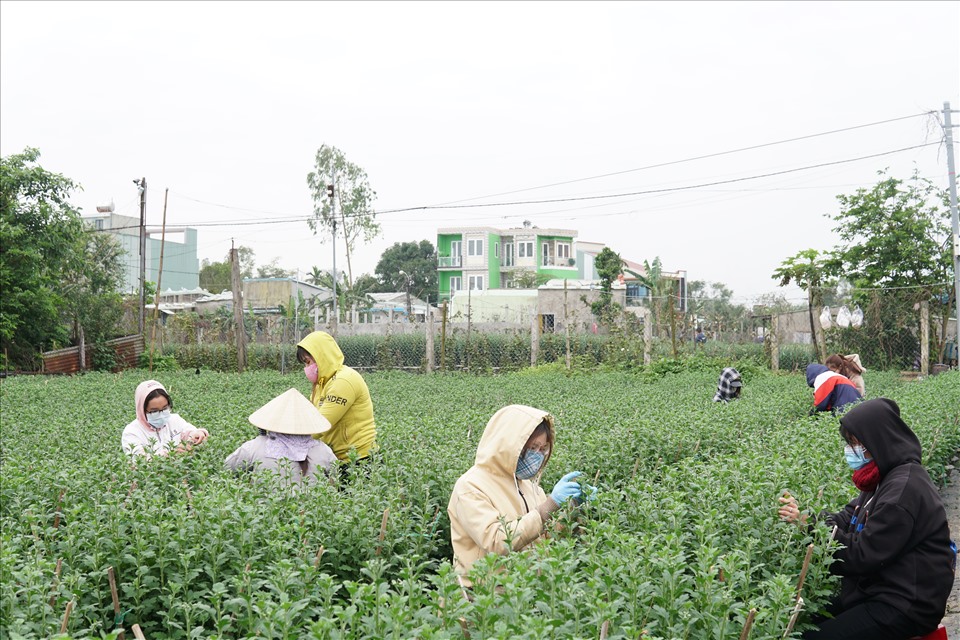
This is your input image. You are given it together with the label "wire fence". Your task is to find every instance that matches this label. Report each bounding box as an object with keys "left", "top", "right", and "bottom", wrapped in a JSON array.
[{"left": 143, "top": 290, "right": 957, "bottom": 376}]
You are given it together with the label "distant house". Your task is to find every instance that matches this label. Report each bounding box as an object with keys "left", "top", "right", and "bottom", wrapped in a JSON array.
[
  {"left": 83, "top": 211, "right": 200, "bottom": 293},
  {"left": 242, "top": 277, "right": 332, "bottom": 314},
  {"left": 437, "top": 223, "right": 578, "bottom": 301},
  {"left": 577, "top": 240, "right": 687, "bottom": 312},
  {"left": 362, "top": 292, "right": 432, "bottom": 323}
]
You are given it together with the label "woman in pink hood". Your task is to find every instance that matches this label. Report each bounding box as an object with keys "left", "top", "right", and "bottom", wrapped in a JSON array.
[{"left": 121, "top": 380, "right": 209, "bottom": 457}]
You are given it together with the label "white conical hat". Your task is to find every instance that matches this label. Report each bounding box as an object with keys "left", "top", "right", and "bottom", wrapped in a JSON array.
[{"left": 248, "top": 388, "right": 331, "bottom": 435}]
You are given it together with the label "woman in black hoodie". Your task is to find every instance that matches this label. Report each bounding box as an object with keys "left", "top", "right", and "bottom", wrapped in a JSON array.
[{"left": 778, "top": 398, "right": 954, "bottom": 640}]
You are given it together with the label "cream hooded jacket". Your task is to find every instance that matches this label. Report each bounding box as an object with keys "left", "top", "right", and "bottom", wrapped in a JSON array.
[
  {"left": 121, "top": 380, "right": 206, "bottom": 457},
  {"left": 447, "top": 405, "right": 555, "bottom": 586}
]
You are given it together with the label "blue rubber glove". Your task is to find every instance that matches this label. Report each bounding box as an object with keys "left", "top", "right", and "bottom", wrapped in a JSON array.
[
  {"left": 550, "top": 471, "right": 583, "bottom": 505},
  {"left": 581, "top": 483, "right": 599, "bottom": 502}
]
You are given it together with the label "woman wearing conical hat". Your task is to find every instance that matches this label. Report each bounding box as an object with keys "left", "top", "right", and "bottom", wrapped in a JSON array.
[{"left": 225, "top": 388, "right": 337, "bottom": 486}]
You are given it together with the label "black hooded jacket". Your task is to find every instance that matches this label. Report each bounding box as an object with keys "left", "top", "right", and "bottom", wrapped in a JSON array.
[{"left": 824, "top": 398, "right": 953, "bottom": 630}]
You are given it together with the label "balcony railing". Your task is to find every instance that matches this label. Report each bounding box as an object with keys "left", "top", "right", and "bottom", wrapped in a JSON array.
[
  {"left": 438, "top": 255, "right": 462, "bottom": 268},
  {"left": 541, "top": 257, "right": 577, "bottom": 268}
]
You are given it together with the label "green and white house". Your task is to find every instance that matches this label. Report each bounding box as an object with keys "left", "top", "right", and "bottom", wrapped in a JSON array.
[{"left": 436, "top": 225, "right": 578, "bottom": 301}]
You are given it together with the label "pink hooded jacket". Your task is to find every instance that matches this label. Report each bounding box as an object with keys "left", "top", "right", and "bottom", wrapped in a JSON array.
[{"left": 121, "top": 380, "right": 205, "bottom": 457}]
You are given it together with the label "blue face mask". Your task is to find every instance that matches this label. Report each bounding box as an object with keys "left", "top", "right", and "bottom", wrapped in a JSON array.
[
  {"left": 844, "top": 444, "right": 870, "bottom": 470},
  {"left": 146, "top": 409, "right": 171, "bottom": 430},
  {"left": 515, "top": 450, "right": 545, "bottom": 479}
]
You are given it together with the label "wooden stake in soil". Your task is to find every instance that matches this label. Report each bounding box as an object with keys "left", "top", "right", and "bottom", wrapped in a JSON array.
[
  {"left": 375, "top": 508, "right": 389, "bottom": 555},
  {"left": 632, "top": 457, "right": 641, "bottom": 479},
  {"left": 59, "top": 599, "right": 74, "bottom": 634},
  {"left": 794, "top": 544, "right": 814, "bottom": 600},
  {"left": 313, "top": 545, "right": 326, "bottom": 569},
  {"left": 107, "top": 566, "right": 126, "bottom": 640},
  {"left": 738, "top": 608, "right": 756, "bottom": 640},
  {"left": 782, "top": 597, "right": 804, "bottom": 639},
  {"left": 48, "top": 557, "right": 63, "bottom": 608},
  {"left": 132, "top": 623, "right": 147, "bottom": 640},
  {"left": 53, "top": 489, "right": 66, "bottom": 530},
  {"left": 599, "top": 620, "right": 610, "bottom": 639}
]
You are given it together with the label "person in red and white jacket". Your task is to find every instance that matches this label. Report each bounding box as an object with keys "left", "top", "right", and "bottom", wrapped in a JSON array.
[{"left": 806, "top": 363, "right": 862, "bottom": 414}]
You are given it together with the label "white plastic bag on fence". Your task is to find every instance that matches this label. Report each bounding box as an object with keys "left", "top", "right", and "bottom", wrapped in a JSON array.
[
  {"left": 820, "top": 306, "right": 833, "bottom": 329},
  {"left": 835, "top": 306, "right": 852, "bottom": 328},
  {"left": 850, "top": 306, "right": 864, "bottom": 328}
]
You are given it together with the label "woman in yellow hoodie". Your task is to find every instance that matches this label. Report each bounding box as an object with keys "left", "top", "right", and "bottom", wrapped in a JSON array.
[
  {"left": 447, "top": 404, "right": 588, "bottom": 588},
  {"left": 296, "top": 331, "right": 377, "bottom": 463}
]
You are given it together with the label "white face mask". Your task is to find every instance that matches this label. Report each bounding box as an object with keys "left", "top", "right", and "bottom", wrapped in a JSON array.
[{"left": 146, "top": 409, "right": 171, "bottom": 430}]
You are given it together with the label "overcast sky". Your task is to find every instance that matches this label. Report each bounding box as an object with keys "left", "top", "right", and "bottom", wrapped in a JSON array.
[{"left": 2, "top": 1, "right": 958, "bottom": 303}]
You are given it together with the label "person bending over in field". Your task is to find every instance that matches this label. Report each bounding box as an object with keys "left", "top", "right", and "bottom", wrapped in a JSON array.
[
  {"left": 296, "top": 331, "right": 377, "bottom": 472},
  {"left": 825, "top": 353, "right": 866, "bottom": 397},
  {"left": 778, "top": 398, "right": 954, "bottom": 640},
  {"left": 225, "top": 388, "right": 337, "bottom": 486},
  {"left": 806, "top": 363, "right": 861, "bottom": 414},
  {"left": 447, "top": 405, "right": 594, "bottom": 590},
  {"left": 122, "top": 380, "right": 209, "bottom": 458},
  {"left": 712, "top": 367, "right": 743, "bottom": 403}
]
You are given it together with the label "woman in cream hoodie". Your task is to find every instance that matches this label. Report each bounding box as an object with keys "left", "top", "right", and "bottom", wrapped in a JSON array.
[{"left": 447, "top": 404, "right": 587, "bottom": 587}]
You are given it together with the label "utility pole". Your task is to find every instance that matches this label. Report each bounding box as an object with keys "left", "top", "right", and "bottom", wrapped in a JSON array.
[
  {"left": 135, "top": 177, "right": 147, "bottom": 335},
  {"left": 943, "top": 102, "right": 960, "bottom": 331},
  {"left": 328, "top": 181, "right": 338, "bottom": 336},
  {"left": 230, "top": 241, "right": 248, "bottom": 372}
]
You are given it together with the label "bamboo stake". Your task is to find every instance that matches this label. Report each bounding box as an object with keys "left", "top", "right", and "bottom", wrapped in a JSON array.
[
  {"left": 632, "top": 457, "right": 641, "bottom": 479},
  {"left": 782, "top": 597, "right": 803, "bottom": 638},
  {"left": 313, "top": 545, "right": 326, "bottom": 569},
  {"left": 48, "top": 558, "right": 63, "bottom": 608},
  {"left": 458, "top": 617, "right": 471, "bottom": 639},
  {"left": 132, "top": 623, "right": 147, "bottom": 640},
  {"left": 794, "top": 544, "right": 814, "bottom": 600},
  {"left": 738, "top": 608, "right": 756, "bottom": 640},
  {"left": 107, "top": 566, "right": 126, "bottom": 640},
  {"left": 53, "top": 489, "right": 66, "bottom": 530},
  {"left": 599, "top": 620, "right": 610, "bottom": 639},
  {"left": 593, "top": 469, "right": 601, "bottom": 485},
  {"left": 375, "top": 508, "right": 389, "bottom": 555},
  {"left": 59, "top": 599, "right": 74, "bottom": 633}
]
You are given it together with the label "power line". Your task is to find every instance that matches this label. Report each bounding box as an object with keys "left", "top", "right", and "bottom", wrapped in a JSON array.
[
  {"left": 90, "top": 141, "right": 944, "bottom": 230},
  {"left": 430, "top": 111, "right": 937, "bottom": 205}
]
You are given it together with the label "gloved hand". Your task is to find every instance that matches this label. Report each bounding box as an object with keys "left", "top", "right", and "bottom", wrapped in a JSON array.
[
  {"left": 581, "top": 483, "right": 599, "bottom": 502},
  {"left": 550, "top": 471, "right": 583, "bottom": 506}
]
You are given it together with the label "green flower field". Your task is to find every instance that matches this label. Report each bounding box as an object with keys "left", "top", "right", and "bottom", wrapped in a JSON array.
[{"left": 2, "top": 367, "right": 958, "bottom": 639}]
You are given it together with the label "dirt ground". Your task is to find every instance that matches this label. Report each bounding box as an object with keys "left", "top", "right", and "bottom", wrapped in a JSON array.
[{"left": 940, "top": 465, "right": 960, "bottom": 637}]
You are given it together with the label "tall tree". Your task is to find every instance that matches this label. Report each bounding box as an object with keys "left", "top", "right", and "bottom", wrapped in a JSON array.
[
  {"left": 827, "top": 169, "right": 953, "bottom": 360},
  {"left": 0, "top": 148, "right": 86, "bottom": 366},
  {"left": 772, "top": 248, "right": 835, "bottom": 361},
  {"left": 373, "top": 240, "right": 438, "bottom": 303},
  {"left": 199, "top": 246, "right": 254, "bottom": 293},
  {"left": 256, "top": 257, "right": 293, "bottom": 279},
  {"left": 590, "top": 247, "right": 624, "bottom": 325},
  {"left": 306, "top": 145, "right": 381, "bottom": 287},
  {"left": 63, "top": 232, "right": 126, "bottom": 368}
]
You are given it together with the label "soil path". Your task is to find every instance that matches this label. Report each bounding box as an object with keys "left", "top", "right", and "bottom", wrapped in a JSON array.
[{"left": 941, "top": 468, "right": 960, "bottom": 637}]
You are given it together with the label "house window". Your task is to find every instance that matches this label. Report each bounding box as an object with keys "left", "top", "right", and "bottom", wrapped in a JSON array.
[
  {"left": 518, "top": 241, "right": 533, "bottom": 258},
  {"left": 542, "top": 242, "right": 550, "bottom": 266},
  {"left": 95, "top": 219, "right": 104, "bottom": 230},
  {"left": 468, "top": 275, "right": 484, "bottom": 290},
  {"left": 503, "top": 243, "right": 514, "bottom": 266},
  {"left": 450, "top": 241, "right": 462, "bottom": 256},
  {"left": 495, "top": 242, "right": 499, "bottom": 258},
  {"left": 540, "top": 314, "right": 555, "bottom": 333},
  {"left": 468, "top": 239, "right": 483, "bottom": 256},
  {"left": 557, "top": 243, "right": 570, "bottom": 259},
  {"left": 449, "top": 276, "right": 462, "bottom": 293}
]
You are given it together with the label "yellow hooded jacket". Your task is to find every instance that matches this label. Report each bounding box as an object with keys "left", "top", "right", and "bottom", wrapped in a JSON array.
[
  {"left": 446, "top": 404, "right": 554, "bottom": 586},
  {"left": 297, "top": 331, "right": 376, "bottom": 460}
]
